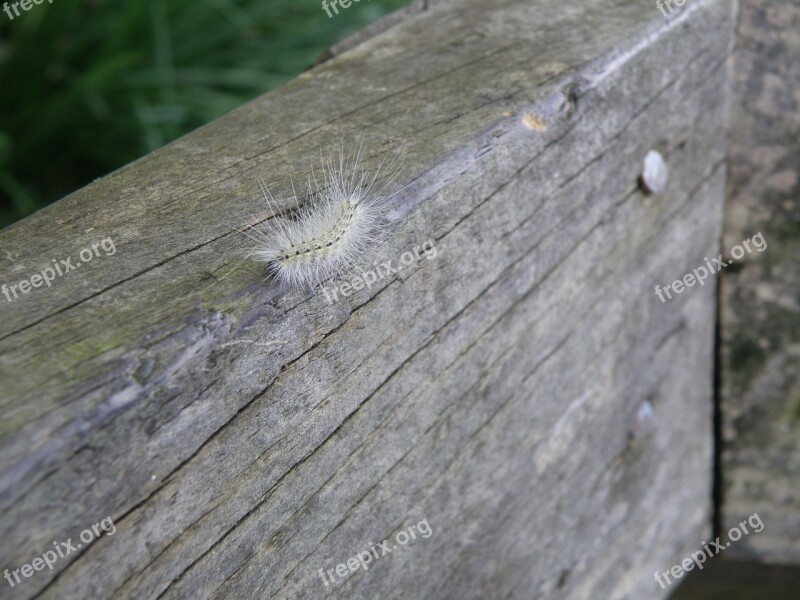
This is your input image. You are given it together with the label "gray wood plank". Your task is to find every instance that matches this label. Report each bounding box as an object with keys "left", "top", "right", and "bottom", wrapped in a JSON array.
[
  {"left": 720, "top": 0, "right": 800, "bottom": 566},
  {"left": 0, "top": 0, "right": 735, "bottom": 597}
]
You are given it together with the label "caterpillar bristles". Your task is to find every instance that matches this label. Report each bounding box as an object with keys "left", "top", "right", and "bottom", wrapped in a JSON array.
[{"left": 245, "top": 137, "right": 404, "bottom": 290}]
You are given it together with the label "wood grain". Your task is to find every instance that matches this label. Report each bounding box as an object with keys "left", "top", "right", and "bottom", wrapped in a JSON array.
[
  {"left": 720, "top": 0, "right": 800, "bottom": 565},
  {"left": 0, "top": 0, "right": 735, "bottom": 597}
]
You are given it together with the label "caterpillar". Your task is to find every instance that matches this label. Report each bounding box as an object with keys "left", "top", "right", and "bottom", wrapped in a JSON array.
[{"left": 244, "top": 138, "right": 403, "bottom": 290}]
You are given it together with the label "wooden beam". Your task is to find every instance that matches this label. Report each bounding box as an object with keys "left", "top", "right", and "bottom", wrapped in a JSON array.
[
  {"left": 720, "top": 0, "right": 800, "bottom": 566},
  {"left": 0, "top": 0, "right": 735, "bottom": 597}
]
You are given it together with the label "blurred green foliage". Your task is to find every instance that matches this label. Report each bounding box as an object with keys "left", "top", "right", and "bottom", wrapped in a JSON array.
[{"left": 0, "top": 0, "right": 410, "bottom": 229}]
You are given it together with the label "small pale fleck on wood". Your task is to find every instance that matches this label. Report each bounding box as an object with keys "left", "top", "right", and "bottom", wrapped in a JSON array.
[
  {"left": 522, "top": 113, "right": 548, "bottom": 132},
  {"left": 629, "top": 401, "right": 655, "bottom": 439},
  {"left": 639, "top": 150, "right": 669, "bottom": 195}
]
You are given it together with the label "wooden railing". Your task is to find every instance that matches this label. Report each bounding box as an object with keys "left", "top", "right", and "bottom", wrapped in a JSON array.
[{"left": 2, "top": 0, "right": 796, "bottom": 598}]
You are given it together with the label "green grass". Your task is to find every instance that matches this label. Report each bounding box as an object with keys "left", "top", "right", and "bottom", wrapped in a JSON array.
[{"left": 0, "top": 0, "right": 411, "bottom": 229}]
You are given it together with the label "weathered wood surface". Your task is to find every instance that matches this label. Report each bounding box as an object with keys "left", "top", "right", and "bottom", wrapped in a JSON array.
[
  {"left": 720, "top": 0, "right": 800, "bottom": 565},
  {"left": 0, "top": 0, "right": 735, "bottom": 598}
]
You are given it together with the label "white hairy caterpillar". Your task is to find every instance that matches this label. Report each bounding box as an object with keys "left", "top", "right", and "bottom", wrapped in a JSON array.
[{"left": 243, "top": 138, "right": 404, "bottom": 290}]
